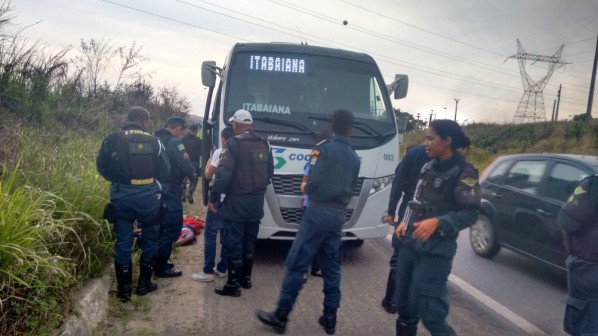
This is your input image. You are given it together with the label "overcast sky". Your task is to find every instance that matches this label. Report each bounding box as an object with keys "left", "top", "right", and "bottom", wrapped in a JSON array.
[{"left": 14, "top": 0, "right": 598, "bottom": 124}]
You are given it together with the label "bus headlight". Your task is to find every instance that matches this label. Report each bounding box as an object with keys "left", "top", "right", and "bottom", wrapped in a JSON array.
[{"left": 369, "top": 175, "right": 394, "bottom": 196}]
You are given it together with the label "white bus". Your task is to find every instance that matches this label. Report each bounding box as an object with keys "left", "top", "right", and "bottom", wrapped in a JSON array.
[{"left": 201, "top": 43, "right": 408, "bottom": 246}]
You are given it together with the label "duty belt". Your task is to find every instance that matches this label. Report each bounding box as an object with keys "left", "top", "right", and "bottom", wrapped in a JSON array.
[{"left": 130, "top": 178, "right": 155, "bottom": 185}]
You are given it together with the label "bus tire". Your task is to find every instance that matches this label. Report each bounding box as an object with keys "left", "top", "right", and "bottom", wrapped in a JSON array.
[{"left": 346, "top": 239, "right": 364, "bottom": 248}]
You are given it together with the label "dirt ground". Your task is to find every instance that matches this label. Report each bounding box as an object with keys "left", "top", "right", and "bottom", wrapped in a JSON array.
[{"left": 95, "top": 195, "right": 211, "bottom": 336}]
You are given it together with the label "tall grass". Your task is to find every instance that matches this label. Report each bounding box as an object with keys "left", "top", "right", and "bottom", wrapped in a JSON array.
[{"left": 0, "top": 125, "right": 113, "bottom": 335}]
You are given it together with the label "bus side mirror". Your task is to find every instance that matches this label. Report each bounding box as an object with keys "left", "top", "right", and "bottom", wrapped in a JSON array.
[
  {"left": 387, "top": 74, "right": 409, "bottom": 100},
  {"left": 201, "top": 61, "right": 217, "bottom": 87}
]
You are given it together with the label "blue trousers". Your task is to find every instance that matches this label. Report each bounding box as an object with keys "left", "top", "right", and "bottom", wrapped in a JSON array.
[
  {"left": 111, "top": 186, "right": 161, "bottom": 266},
  {"left": 564, "top": 255, "right": 598, "bottom": 336},
  {"left": 158, "top": 184, "right": 183, "bottom": 258},
  {"left": 221, "top": 218, "right": 260, "bottom": 263},
  {"left": 395, "top": 244, "right": 454, "bottom": 335},
  {"left": 277, "top": 205, "right": 344, "bottom": 311},
  {"left": 203, "top": 209, "right": 227, "bottom": 274}
]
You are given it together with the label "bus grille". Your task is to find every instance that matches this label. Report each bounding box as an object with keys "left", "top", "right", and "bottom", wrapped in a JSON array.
[
  {"left": 272, "top": 175, "right": 364, "bottom": 197},
  {"left": 280, "top": 208, "right": 355, "bottom": 224}
]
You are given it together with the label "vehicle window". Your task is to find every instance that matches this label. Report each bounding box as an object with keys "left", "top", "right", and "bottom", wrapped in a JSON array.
[
  {"left": 545, "top": 163, "right": 588, "bottom": 202},
  {"left": 503, "top": 160, "right": 546, "bottom": 194},
  {"left": 486, "top": 160, "right": 511, "bottom": 184}
]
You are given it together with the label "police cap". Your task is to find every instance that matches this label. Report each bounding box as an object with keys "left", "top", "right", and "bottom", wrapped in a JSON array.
[{"left": 166, "top": 116, "right": 186, "bottom": 128}]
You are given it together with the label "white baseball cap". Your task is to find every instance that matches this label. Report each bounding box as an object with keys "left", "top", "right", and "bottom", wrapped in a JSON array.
[{"left": 229, "top": 109, "right": 253, "bottom": 124}]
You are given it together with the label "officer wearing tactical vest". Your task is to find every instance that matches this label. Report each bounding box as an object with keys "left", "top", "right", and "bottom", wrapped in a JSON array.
[
  {"left": 209, "top": 109, "right": 274, "bottom": 297},
  {"left": 154, "top": 117, "right": 197, "bottom": 278},
  {"left": 558, "top": 174, "right": 598, "bottom": 336},
  {"left": 96, "top": 106, "right": 171, "bottom": 302},
  {"left": 394, "top": 119, "right": 480, "bottom": 336}
]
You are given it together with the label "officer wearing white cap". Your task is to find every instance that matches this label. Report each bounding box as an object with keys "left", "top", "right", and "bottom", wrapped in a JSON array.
[{"left": 209, "top": 109, "right": 274, "bottom": 297}]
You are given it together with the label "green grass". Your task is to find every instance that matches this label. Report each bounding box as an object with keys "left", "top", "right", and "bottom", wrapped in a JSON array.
[{"left": 0, "top": 125, "right": 113, "bottom": 335}]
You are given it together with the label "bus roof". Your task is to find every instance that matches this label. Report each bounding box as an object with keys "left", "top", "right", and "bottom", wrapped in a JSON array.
[{"left": 230, "top": 42, "right": 376, "bottom": 64}]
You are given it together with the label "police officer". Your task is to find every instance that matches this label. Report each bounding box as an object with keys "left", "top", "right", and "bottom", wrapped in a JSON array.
[
  {"left": 258, "top": 109, "right": 360, "bottom": 335},
  {"left": 558, "top": 174, "right": 598, "bottom": 336},
  {"left": 154, "top": 117, "right": 196, "bottom": 278},
  {"left": 209, "top": 109, "right": 274, "bottom": 297},
  {"left": 382, "top": 144, "right": 428, "bottom": 314},
  {"left": 182, "top": 123, "right": 202, "bottom": 203},
  {"left": 96, "top": 106, "right": 170, "bottom": 302},
  {"left": 394, "top": 119, "right": 480, "bottom": 336}
]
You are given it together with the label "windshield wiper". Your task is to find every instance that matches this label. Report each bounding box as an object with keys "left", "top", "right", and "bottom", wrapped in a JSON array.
[
  {"left": 253, "top": 117, "right": 317, "bottom": 136},
  {"left": 307, "top": 116, "right": 387, "bottom": 141}
]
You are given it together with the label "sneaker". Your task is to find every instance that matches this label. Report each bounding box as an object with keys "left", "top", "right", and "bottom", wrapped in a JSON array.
[
  {"left": 191, "top": 271, "right": 215, "bottom": 282},
  {"left": 214, "top": 269, "right": 227, "bottom": 278}
]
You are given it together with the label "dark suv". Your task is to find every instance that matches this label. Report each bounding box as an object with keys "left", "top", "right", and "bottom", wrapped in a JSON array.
[{"left": 469, "top": 153, "right": 598, "bottom": 270}]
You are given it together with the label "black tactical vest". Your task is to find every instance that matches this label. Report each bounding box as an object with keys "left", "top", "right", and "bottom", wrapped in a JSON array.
[
  {"left": 227, "top": 132, "right": 270, "bottom": 195},
  {"left": 563, "top": 175, "right": 598, "bottom": 262},
  {"left": 417, "top": 160, "right": 467, "bottom": 215},
  {"left": 105, "top": 129, "right": 159, "bottom": 185}
]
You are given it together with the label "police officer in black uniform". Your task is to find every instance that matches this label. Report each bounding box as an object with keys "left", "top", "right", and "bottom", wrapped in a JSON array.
[
  {"left": 382, "top": 144, "right": 428, "bottom": 314},
  {"left": 96, "top": 106, "right": 170, "bottom": 302},
  {"left": 558, "top": 174, "right": 598, "bottom": 336},
  {"left": 258, "top": 109, "right": 361, "bottom": 335},
  {"left": 209, "top": 109, "right": 274, "bottom": 297},
  {"left": 182, "top": 123, "right": 202, "bottom": 203},
  {"left": 154, "top": 117, "right": 196, "bottom": 278},
  {"left": 394, "top": 119, "right": 480, "bottom": 336}
]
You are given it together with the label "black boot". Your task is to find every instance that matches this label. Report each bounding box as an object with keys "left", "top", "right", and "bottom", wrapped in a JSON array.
[
  {"left": 396, "top": 320, "right": 417, "bottom": 336},
  {"left": 114, "top": 261, "right": 132, "bottom": 303},
  {"left": 381, "top": 269, "right": 397, "bottom": 314},
  {"left": 257, "top": 308, "right": 289, "bottom": 334},
  {"left": 154, "top": 255, "right": 182, "bottom": 278},
  {"left": 136, "top": 259, "right": 158, "bottom": 296},
  {"left": 240, "top": 254, "right": 254, "bottom": 289},
  {"left": 318, "top": 307, "right": 337, "bottom": 335},
  {"left": 215, "top": 260, "right": 242, "bottom": 297}
]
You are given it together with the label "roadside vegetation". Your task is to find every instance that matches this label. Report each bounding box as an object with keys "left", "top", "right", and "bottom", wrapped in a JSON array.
[
  {"left": 404, "top": 119, "right": 598, "bottom": 171},
  {"left": 0, "top": 2, "right": 190, "bottom": 334}
]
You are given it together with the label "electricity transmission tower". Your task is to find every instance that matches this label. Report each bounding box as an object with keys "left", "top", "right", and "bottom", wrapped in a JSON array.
[{"left": 507, "top": 39, "right": 568, "bottom": 123}]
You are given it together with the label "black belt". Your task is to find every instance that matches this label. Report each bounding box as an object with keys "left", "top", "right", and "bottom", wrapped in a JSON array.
[{"left": 309, "top": 200, "right": 347, "bottom": 209}]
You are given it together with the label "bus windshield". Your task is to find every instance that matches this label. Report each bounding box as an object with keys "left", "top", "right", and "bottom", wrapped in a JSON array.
[{"left": 224, "top": 51, "right": 395, "bottom": 148}]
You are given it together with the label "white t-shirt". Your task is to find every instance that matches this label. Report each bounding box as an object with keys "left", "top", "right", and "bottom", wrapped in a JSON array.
[{"left": 210, "top": 148, "right": 222, "bottom": 168}]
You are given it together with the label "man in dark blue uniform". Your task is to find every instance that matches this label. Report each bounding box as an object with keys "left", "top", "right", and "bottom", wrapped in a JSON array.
[
  {"left": 382, "top": 144, "right": 428, "bottom": 314},
  {"left": 154, "top": 117, "right": 196, "bottom": 278},
  {"left": 209, "top": 109, "right": 274, "bottom": 297},
  {"left": 558, "top": 174, "right": 598, "bottom": 336},
  {"left": 258, "top": 109, "right": 360, "bottom": 335},
  {"left": 182, "top": 123, "right": 202, "bottom": 204},
  {"left": 96, "top": 106, "right": 170, "bottom": 302}
]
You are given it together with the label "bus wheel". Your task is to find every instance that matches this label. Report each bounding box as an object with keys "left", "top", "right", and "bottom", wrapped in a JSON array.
[{"left": 346, "top": 239, "right": 364, "bottom": 248}]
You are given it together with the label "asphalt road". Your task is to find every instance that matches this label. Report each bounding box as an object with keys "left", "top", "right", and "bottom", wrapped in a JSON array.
[{"left": 452, "top": 231, "right": 568, "bottom": 336}]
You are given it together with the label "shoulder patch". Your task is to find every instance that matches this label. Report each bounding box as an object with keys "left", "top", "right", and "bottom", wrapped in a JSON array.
[
  {"left": 461, "top": 177, "right": 478, "bottom": 187},
  {"left": 177, "top": 144, "right": 186, "bottom": 151},
  {"left": 573, "top": 185, "right": 586, "bottom": 196}
]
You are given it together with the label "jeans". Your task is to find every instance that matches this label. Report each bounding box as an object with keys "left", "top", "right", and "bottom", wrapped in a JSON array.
[
  {"left": 277, "top": 205, "right": 344, "bottom": 311},
  {"left": 203, "top": 209, "right": 227, "bottom": 274},
  {"left": 396, "top": 244, "right": 454, "bottom": 335},
  {"left": 157, "top": 184, "right": 184, "bottom": 258}
]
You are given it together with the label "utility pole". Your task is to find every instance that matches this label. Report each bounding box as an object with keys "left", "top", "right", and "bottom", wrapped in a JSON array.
[
  {"left": 586, "top": 34, "right": 598, "bottom": 126},
  {"left": 555, "top": 84, "right": 562, "bottom": 121},
  {"left": 454, "top": 98, "right": 460, "bottom": 122},
  {"left": 551, "top": 99, "right": 556, "bottom": 122},
  {"left": 429, "top": 110, "right": 434, "bottom": 126}
]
